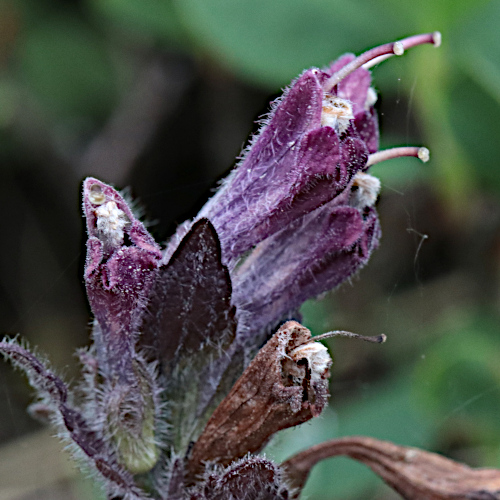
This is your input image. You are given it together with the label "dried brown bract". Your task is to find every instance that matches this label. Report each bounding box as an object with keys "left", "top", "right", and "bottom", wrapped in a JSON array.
[
  {"left": 282, "top": 436, "right": 500, "bottom": 499},
  {"left": 187, "top": 321, "right": 331, "bottom": 479}
]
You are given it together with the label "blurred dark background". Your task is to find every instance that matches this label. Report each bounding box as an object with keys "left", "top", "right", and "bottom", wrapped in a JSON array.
[{"left": 1, "top": 0, "right": 500, "bottom": 498}]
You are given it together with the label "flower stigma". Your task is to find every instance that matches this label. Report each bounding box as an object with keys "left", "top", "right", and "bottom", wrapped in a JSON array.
[{"left": 366, "top": 146, "right": 430, "bottom": 167}]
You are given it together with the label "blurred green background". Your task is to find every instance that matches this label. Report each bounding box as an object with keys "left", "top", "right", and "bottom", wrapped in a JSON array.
[{"left": 1, "top": 0, "right": 500, "bottom": 498}]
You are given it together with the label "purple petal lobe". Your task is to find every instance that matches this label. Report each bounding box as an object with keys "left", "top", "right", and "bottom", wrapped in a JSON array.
[
  {"left": 338, "top": 131, "right": 370, "bottom": 181},
  {"left": 140, "top": 219, "right": 241, "bottom": 452},
  {"left": 233, "top": 203, "right": 380, "bottom": 341},
  {"left": 216, "top": 69, "right": 324, "bottom": 202},
  {"left": 142, "top": 218, "right": 236, "bottom": 368},
  {"left": 199, "top": 70, "right": 325, "bottom": 262},
  {"left": 355, "top": 108, "right": 379, "bottom": 154}
]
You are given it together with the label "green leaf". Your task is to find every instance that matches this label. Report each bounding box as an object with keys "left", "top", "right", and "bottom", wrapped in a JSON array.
[
  {"left": 376, "top": 0, "right": 491, "bottom": 33},
  {"left": 173, "top": 0, "right": 406, "bottom": 88},
  {"left": 87, "top": 0, "right": 183, "bottom": 44},
  {"left": 448, "top": 71, "right": 500, "bottom": 192},
  {"left": 18, "top": 12, "right": 116, "bottom": 119},
  {"left": 453, "top": 0, "right": 500, "bottom": 105},
  {"left": 413, "top": 316, "right": 500, "bottom": 440}
]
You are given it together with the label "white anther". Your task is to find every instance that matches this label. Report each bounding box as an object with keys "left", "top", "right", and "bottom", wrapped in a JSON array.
[
  {"left": 350, "top": 172, "right": 381, "bottom": 208},
  {"left": 365, "top": 87, "right": 378, "bottom": 109},
  {"left": 290, "top": 342, "right": 332, "bottom": 382},
  {"left": 321, "top": 95, "right": 354, "bottom": 134},
  {"left": 95, "top": 201, "right": 128, "bottom": 247}
]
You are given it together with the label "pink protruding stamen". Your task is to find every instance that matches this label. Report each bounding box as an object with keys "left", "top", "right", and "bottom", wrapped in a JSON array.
[
  {"left": 308, "top": 331, "right": 387, "bottom": 344},
  {"left": 366, "top": 146, "right": 430, "bottom": 168},
  {"left": 323, "top": 32, "right": 441, "bottom": 91}
]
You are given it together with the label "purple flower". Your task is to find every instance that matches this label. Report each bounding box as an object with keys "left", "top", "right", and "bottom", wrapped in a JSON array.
[
  {"left": 0, "top": 33, "right": 440, "bottom": 500},
  {"left": 199, "top": 33, "right": 437, "bottom": 342},
  {"left": 197, "top": 65, "right": 372, "bottom": 265},
  {"left": 198, "top": 33, "right": 436, "bottom": 271}
]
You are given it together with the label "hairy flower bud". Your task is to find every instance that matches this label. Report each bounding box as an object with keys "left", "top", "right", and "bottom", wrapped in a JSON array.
[
  {"left": 192, "top": 456, "right": 290, "bottom": 500},
  {"left": 83, "top": 178, "right": 162, "bottom": 375},
  {"left": 83, "top": 178, "right": 163, "bottom": 474}
]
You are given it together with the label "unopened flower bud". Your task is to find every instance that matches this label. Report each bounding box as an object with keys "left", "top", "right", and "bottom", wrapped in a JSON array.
[
  {"left": 83, "top": 178, "right": 163, "bottom": 474},
  {"left": 192, "top": 456, "right": 290, "bottom": 500},
  {"left": 83, "top": 178, "right": 162, "bottom": 376}
]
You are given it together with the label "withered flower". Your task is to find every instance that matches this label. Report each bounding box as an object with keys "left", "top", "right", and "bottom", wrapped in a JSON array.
[
  {"left": 282, "top": 436, "right": 500, "bottom": 499},
  {"left": 3, "top": 32, "right": 492, "bottom": 500}
]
